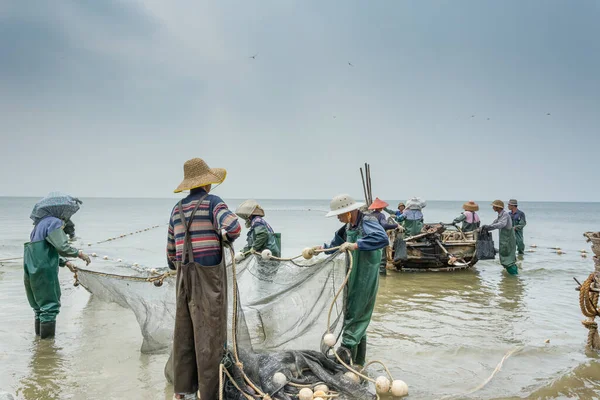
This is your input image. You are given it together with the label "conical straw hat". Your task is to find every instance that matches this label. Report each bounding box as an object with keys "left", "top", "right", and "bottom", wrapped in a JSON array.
[
  {"left": 174, "top": 158, "right": 227, "bottom": 193},
  {"left": 368, "top": 197, "right": 389, "bottom": 210}
]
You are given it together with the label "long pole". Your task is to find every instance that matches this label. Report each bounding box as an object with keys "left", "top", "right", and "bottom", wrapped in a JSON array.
[
  {"left": 360, "top": 168, "right": 368, "bottom": 204},
  {"left": 366, "top": 163, "right": 372, "bottom": 205},
  {"left": 364, "top": 163, "right": 369, "bottom": 205}
]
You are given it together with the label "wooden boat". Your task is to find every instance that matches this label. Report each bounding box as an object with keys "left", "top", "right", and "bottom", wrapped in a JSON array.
[{"left": 387, "top": 223, "right": 479, "bottom": 272}]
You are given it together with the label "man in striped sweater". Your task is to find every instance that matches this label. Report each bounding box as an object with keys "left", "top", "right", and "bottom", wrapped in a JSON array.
[{"left": 167, "top": 158, "right": 241, "bottom": 400}]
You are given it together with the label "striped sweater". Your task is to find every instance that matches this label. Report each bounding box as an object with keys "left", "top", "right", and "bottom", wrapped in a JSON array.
[{"left": 167, "top": 189, "right": 241, "bottom": 268}]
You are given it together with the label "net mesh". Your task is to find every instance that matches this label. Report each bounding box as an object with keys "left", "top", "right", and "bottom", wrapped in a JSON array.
[{"left": 74, "top": 248, "right": 377, "bottom": 399}]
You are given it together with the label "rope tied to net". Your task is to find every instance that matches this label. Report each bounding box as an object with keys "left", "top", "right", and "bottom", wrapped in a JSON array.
[
  {"left": 146, "top": 270, "right": 177, "bottom": 287},
  {"left": 247, "top": 245, "right": 335, "bottom": 262},
  {"left": 66, "top": 264, "right": 176, "bottom": 288},
  {"left": 578, "top": 273, "right": 600, "bottom": 349}
]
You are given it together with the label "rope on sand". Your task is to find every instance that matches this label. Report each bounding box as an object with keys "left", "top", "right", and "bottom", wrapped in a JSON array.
[
  {"left": 439, "top": 346, "right": 523, "bottom": 399},
  {"left": 0, "top": 257, "right": 23, "bottom": 262}
]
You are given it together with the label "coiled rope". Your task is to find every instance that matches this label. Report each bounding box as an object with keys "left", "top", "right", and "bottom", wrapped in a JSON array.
[{"left": 578, "top": 273, "right": 600, "bottom": 350}]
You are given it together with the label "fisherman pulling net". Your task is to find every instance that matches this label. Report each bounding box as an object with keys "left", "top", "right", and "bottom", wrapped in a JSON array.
[
  {"left": 59, "top": 159, "right": 407, "bottom": 399},
  {"left": 66, "top": 195, "right": 407, "bottom": 399},
  {"left": 71, "top": 245, "right": 407, "bottom": 399}
]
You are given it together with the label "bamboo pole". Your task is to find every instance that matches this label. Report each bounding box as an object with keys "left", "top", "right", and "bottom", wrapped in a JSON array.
[
  {"left": 360, "top": 168, "right": 368, "bottom": 205},
  {"left": 366, "top": 163, "right": 370, "bottom": 204}
]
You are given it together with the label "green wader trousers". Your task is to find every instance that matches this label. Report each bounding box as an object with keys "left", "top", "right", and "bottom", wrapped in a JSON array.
[
  {"left": 499, "top": 227, "right": 518, "bottom": 275},
  {"left": 23, "top": 240, "right": 61, "bottom": 323},
  {"left": 342, "top": 229, "right": 381, "bottom": 366},
  {"left": 515, "top": 228, "right": 525, "bottom": 254},
  {"left": 403, "top": 219, "right": 423, "bottom": 238}
]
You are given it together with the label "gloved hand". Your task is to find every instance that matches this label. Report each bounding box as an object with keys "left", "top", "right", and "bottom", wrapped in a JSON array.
[
  {"left": 339, "top": 242, "right": 358, "bottom": 252},
  {"left": 312, "top": 245, "right": 323, "bottom": 252},
  {"left": 480, "top": 225, "right": 490, "bottom": 233},
  {"left": 234, "top": 251, "right": 246, "bottom": 263},
  {"left": 78, "top": 250, "right": 91, "bottom": 265},
  {"left": 65, "top": 261, "right": 77, "bottom": 273}
]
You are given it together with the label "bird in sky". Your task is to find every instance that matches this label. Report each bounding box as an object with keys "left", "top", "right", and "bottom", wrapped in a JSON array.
[
  {"left": 348, "top": 62, "right": 354, "bottom": 67},
  {"left": 249, "top": 53, "right": 258, "bottom": 59}
]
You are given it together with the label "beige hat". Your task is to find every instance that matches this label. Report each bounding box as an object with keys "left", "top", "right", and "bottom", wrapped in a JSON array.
[
  {"left": 491, "top": 200, "right": 505, "bottom": 209},
  {"left": 326, "top": 194, "right": 364, "bottom": 217},
  {"left": 235, "top": 199, "right": 265, "bottom": 219},
  {"left": 174, "top": 158, "right": 227, "bottom": 193},
  {"left": 463, "top": 201, "right": 479, "bottom": 212},
  {"left": 398, "top": 202, "right": 405, "bottom": 208},
  {"left": 508, "top": 199, "right": 518, "bottom": 206}
]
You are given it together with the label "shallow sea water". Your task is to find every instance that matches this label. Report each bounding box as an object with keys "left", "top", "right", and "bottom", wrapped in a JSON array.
[{"left": 1, "top": 197, "right": 599, "bottom": 399}]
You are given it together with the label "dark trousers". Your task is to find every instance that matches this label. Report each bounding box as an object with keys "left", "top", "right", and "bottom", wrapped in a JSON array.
[{"left": 173, "top": 261, "right": 227, "bottom": 398}]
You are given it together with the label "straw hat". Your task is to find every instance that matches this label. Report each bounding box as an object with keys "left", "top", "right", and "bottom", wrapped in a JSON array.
[
  {"left": 174, "top": 158, "right": 227, "bottom": 193},
  {"left": 326, "top": 194, "right": 364, "bottom": 217},
  {"left": 235, "top": 199, "right": 265, "bottom": 219},
  {"left": 462, "top": 201, "right": 479, "bottom": 212},
  {"left": 398, "top": 202, "right": 405, "bottom": 208},
  {"left": 508, "top": 199, "right": 518, "bottom": 206},
  {"left": 368, "top": 197, "right": 389, "bottom": 210},
  {"left": 491, "top": 200, "right": 505, "bottom": 209}
]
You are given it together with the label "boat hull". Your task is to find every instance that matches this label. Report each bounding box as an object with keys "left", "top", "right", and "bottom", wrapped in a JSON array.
[{"left": 387, "top": 226, "right": 479, "bottom": 272}]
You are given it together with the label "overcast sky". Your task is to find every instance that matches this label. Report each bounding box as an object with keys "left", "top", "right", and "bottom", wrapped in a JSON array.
[{"left": 1, "top": 0, "right": 598, "bottom": 201}]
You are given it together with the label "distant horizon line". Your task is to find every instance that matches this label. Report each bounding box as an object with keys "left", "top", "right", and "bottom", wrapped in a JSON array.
[{"left": 1, "top": 195, "right": 598, "bottom": 204}]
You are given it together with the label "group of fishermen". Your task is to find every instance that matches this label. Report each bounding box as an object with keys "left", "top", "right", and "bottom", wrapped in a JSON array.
[
  {"left": 163, "top": 158, "right": 392, "bottom": 399},
  {"left": 374, "top": 197, "right": 527, "bottom": 275},
  {"left": 23, "top": 157, "right": 527, "bottom": 399}
]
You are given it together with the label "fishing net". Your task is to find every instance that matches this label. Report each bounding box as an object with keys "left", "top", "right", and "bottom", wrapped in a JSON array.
[{"left": 73, "top": 247, "right": 385, "bottom": 399}]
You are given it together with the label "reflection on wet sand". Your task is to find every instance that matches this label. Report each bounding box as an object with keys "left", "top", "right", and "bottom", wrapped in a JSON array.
[
  {"left": 498, "top": 273, "right": 525, "bottom": 312},
  {"left": 17, "top": 340, "right": 65, "bottom": 400}
]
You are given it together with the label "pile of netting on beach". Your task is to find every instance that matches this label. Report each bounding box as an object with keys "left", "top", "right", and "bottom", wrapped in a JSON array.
[{"left": 72, "top": 246, "right": 405, "bottom": 399}]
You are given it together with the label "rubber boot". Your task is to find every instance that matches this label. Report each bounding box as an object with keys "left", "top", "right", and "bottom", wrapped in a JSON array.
[
  {"left": 35, "top": 319, "right": 40, "bottom": 336},
  {"left": 40, "top": 321, "right": 56, "bottom": 339},
  {"left": 379, "top": 249, "right": 388, "bottom": 276},
  {"left": 354, "top": 336, "right": 367, "bottom": 367},
  {"left": 335, "top": 345, "right": 356, "bottom": 365},
  {"left": 505, "top": 265, "right": 519, "bottom": 275}
]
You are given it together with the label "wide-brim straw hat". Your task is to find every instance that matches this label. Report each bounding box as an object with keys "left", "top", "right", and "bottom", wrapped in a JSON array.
[
  {"left": 508, "top": 199, "right": 518, "bottom": 206},
  {"left": 326, "top": 194, "right": 364, "bottom": 217},
  {"left": 368, "top": 197, "right": 389, "bottom": 210},
  {"left": 491, "top": 200, "right": 505, "bottom": 209},
  {"left": 174, "top": 158, "right": 227, "bottom": 193},
  {"left": 235, "top": 199, "right": 265, "bottom": 219},
  {"left": 463, "top": 200, "right": 479, "bottom": 212}
]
